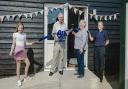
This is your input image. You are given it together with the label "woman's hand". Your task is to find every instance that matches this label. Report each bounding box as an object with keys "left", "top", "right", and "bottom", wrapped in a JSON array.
[
  {"left": 72, "top": 31, "right": 76, "bottom": 35},
  {"left": 9, "top": 51, "right": 13, "bottom": 56},
  {"left": 80, "top": 48, "right": 83, "bottom": 54}
]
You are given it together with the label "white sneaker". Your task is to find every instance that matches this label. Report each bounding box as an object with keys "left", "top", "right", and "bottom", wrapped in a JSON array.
[
  {"left": 23, "top": 76, "right": 32, "bottom": 83},
  {"left": 17, "top": 80, "right": 22, "bottom": 87}
]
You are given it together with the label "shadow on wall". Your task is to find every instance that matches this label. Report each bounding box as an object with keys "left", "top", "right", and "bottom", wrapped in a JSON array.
[
  {"left": 105, "top": 43, "right": 120, "bottom": 89},
  {"left": 27, "top": 48, "right": 43, "bottom": 75}
]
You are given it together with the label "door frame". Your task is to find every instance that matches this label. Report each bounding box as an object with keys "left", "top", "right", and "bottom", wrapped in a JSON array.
[
  {"left": 67, "top": 5, "right": 89, "bottom": 70},
  {"left": 44, "top": 3, "right": 88, "bottom": 71}
]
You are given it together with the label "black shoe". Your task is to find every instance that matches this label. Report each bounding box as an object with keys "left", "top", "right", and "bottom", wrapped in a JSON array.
[
  {"left": 77, "top": 75, "right": 84, "bottom": 78},
  {"left": 59, "top": 71, "right": 63, "bottom": 75},
  {"left": 49, "top": 72, "right": 54, "bottom": 76},
  {"left": 100, "top": 77, "right": 103, "bottom": 82}
]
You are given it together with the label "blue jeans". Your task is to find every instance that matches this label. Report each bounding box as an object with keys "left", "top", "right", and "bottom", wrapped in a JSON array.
[{"left": 75, "top": 49, "right": 85, "bottom": 75}]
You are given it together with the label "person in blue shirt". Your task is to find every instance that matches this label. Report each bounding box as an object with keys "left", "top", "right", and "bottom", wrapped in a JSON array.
[{"left": 88, "top": 21, "right": 109, "bottom": 82}]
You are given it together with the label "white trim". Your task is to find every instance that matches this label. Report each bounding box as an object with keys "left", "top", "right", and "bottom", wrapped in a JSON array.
[
  {"left": 67, "top": 5, "right": 89, "bottom": 70},
  {"left": 125, "top": 2, "right": 128, "bottom": 89}
]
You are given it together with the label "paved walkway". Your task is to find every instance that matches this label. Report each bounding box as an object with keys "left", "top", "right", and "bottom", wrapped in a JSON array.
[{"left": 0, "top": 69, "right": 113, "bottom": 89}]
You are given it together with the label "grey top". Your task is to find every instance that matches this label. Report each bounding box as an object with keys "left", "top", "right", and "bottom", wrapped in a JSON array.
[{"left": 74, "top": 28, "right": 88, "bottom": 50}]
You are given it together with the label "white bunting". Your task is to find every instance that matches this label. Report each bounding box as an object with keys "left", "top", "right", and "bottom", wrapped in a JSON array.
[
  {"left": 93, "top": 9, "right": 97, "bottom": 15},
  {"left": 100, "top": 16, "right": 103, "bottom": 21},
  {"left": 0, "top": 16, "right": 5, "bottom": 23},
  {"left": 90, "top": 14, "right": 93, "bottom": 19},
  {"left": 6, "top": 15, "right": 10, "bottom": 21},
  {"left": 50, "top": 9, "right": 54, "bottom": 12},
  {"left": 0, "top": 3, "right": 120, "bottom": 22},
  {"left": 114, "top": 14, "right": 117, "bottom": 20},
  {"left": 40, "top": 10, "right": 44, "bottom": 15},
  {"left": 28, "top": 13, "right": 33, "bottom": 18},
  {"left": 95, "top": 15, "right": 98, "bottom": 21},
  {"left": 74, "top": 8, "right": 78, "bottom": 14},
  {"left": 104, "top": 16, "right": 107, "bottom": 21},
  {"left": 11, "top": 15, "right": 16, "bottom": 20},
  {"left": 18, "top": 14, "right": 22, "bottom": 18},
  {"left": 34, "top": 12, "right": 38, "bottom": 16},
  {"left": 23, "top": 13, "right": 28, "bottom": 18},
  {"left": 109, "top": 15, "right": 112, "bottom": 20},
  {"left": 65, "top": 3, "right": 69, "bottom": 7},
  {"left": 79, "top": 10, "right": 83, "bottom": 15},
  {"left": 69, "top": 5, "right": 72, "bottom": 9}
]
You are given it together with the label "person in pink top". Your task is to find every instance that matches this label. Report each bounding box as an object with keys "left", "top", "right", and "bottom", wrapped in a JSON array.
[{"left": 9, "top": 22, "right": 33, "bottom": 86}]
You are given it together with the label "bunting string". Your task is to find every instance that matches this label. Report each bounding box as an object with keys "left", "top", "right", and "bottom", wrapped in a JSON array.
[{"left": 0, "top": 3, "right": 119, "bottom": 23}]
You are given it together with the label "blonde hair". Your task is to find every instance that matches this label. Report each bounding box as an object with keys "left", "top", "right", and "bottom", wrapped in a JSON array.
[
  {"left": 79, "top": 20, "right": 86, "bottom": 27},
  {"left": 98, "top": 21, "right": 104, "bottom": 25},
  {"left": 16, "top": 22, "right": 24, "bottom": 32}
]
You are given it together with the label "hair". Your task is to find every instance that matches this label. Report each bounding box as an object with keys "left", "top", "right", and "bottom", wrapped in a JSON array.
[
  {"left": 79, "top": 19, "right": 86, "bottom": 26},
  {"left": 98, "top": 21, "right": 104, "bottom": 25},
  {"left": 58, "top": 13, "right": 64, "bottom": 17},
  {"left": 16, "top": 22, "right": 24, "bottom": 32}
]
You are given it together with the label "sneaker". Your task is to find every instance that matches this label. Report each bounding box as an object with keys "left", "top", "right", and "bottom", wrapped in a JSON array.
[
  {"left": 23, "top": 76, "right": 32, "bottom": 83},
  {"left": 49, "top": 72, "right": 54, "bottom": 76},
  {"left": 17, "top": 80, "right": 22, "bottom": 86},
  {"left": 77, "top": 75, "right": 84, "bottom": 78},
  {"left": 74, "top": 73, "right": 79, "bottom": 75},
  {"left": 59, "top": 71, "right": 63, "bottom": 75}
]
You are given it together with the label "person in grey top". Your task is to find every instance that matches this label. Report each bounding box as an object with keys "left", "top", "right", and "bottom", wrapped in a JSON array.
[{"left": 72, "top": 20, "right": 88, "bottom": 78}]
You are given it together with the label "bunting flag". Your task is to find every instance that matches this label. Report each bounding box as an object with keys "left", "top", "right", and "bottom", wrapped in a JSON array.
[
  {"left": 0, "top": 16, "right": 5, "bottom": 23},
  {"left": 109, "top": 15, "right": 112, "bottom": 20},
  {"left": 18, "top": 14, "right": 22, "bottom": 18},
  {"left": 79, "top": 10, "right": 83, "bottom": 15},
  {"left": 6, "top": 15, "right": 11, "bottom": 21},
  {"left": 90, "top": 14, "right": 93, "bottom": 19},
  {"left": 93, "top": 9, "right": 97, "bottom": 15},
  {"left": 69, "top": 4, "right": 72, "bottom": 9},
  {"left": 100, "top": 16, "right": 103, "bottom": 21},
  {"left": 74, "top": 8, "right": 78, "bottom": 14},
  {"left": 40, "top": 10, "right": 44, "bottom": 15},
  {"left": 114, "top": 14, "right": 117, "bottom": 20},
  {"left": 34, "top": 12, "right": 38, "bottom": 16},
  {"left": 28, "top": 13, "right": 33, "bottom": 18},
  {"left": 104, "top": 16, "right": 108, "bottom": 21},
  {"left": 95, "top": 15, "right": 98, "bottom": 21},
  {"left": 0, "top": 3, "right": 120, "bottom": 23},
  {"left": 23, "top": 13, "right": 28, "bottom": 18}
]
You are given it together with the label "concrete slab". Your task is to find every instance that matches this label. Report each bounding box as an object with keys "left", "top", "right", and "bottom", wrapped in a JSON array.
[{"left": 0, "top": 69, "right": 112, "bottom": 89}]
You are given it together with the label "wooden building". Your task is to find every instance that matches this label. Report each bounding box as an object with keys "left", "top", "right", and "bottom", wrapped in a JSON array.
[{"left": 0, "top": 0, "right": 121, "bottom": 88}]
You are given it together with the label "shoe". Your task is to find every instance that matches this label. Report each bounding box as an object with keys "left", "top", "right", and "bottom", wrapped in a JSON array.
[
  {"left": 74, "top": 73, "right": 79, "bottom": 75},
  {"left": 100, "top": 77, "right": 103, "bottom": 82},
  {"left": 23, "top": 76, "right": 32, "bottom": 83},
  {"left": 77, "top": 75, "right": 84, "bottom": 78},
  {"left": 17, "top": 80, "right": 22, "bottom": 86},
  {"left": 49, "top": 72, "right": 54, "bottom": 76},
  {"left": 59, "top": 71, "right": 63, "bottom": 75}
]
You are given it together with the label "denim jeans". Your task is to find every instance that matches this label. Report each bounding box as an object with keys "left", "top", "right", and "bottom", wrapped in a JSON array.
[{"left": 75, "top": 49, "right": 85, "bottom": 75}]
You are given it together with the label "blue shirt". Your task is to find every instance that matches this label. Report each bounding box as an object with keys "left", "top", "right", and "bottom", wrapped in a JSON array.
[{"left": 93, "top": 30, "right": 109, "bottom": 47}]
